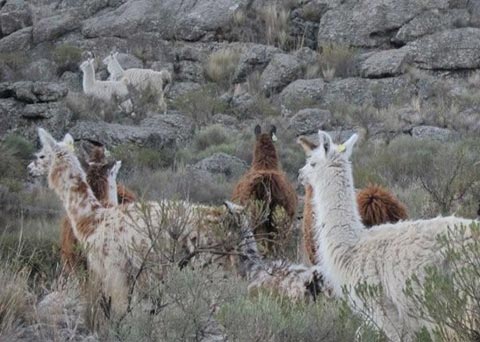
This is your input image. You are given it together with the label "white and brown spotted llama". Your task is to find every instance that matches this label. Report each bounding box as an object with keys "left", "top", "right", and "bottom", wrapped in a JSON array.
[
  {"left": 299, "top": 130, "right": 478, "bottom": 341},
  {"left": 224, "top": 201, "right": 328, "bottom": 302}
]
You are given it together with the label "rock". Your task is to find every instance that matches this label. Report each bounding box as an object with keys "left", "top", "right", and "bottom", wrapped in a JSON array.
[
  {"left": 456, "top": 108, "right": 480, "bottom": 133},
  {"left": 0, "top": 98, "right": 73, "bottom": 141},
  {"left": 470, "top": 1, "right": 480, "bottom": 27},
  {"left": 233, "top": 44, "right": 282, "bottom": 83},
  {"left": 293, "top": 47, "right": 318, "bottom": 68},
  {"left": 280, "top": 77, "right": 416, "bottom": 109},
  {"left": 7, "top": 82, "right": 68, "bottom": 103},
  {"left": 22, "top": 59, "right": 58, "bottom": 81},
  {"left": 279, "top": 78, "right": 326, "bottom": 108},
  {"left": 411, "top": 125, "right": 456, "bottom": 141},
  {"left": 175, "top": 60, "right": 205, "bottom": 82},
  {"left": 70, "top": 113, "right": 194, "bottom": 148},
  {"left": 82, "top": 0, "right": 247, "bottom": 41},
  {"left": 288, "top": 108, "right": 333, "bottom": 136},
  {"left": 317, "top": 0, "right": 449, "bottom": 47},
  {"left": 0, "top": 26, "right": 31, "bottom": 52},
  {"left": 211, "top": 113, "right": 239, "bottom": 128},
  {"left": 32, "top": 9, "right": 81, "bottom": 43},
  {"left": 166, "top": 81, "right": 201, "bottom": 100},
  {"left": 393, "top": 9, "right": 471, "bottom": 44},
  {"left": 359, "top": 48, "right": 411, "bottom": 78},
  {"left": 408, "top": 28, "right": 480, "bottom": 70},
  {"left": 60, "top": 71, "right": 82, "bottom": 92},
  {"left": 193, "top": 152, "right": 247, "bottom": 180},
  {"left": 0, "top": 0, "right": 32, "bottom": 36},
  {"left": 113, "top": 52, "right": 143, "bottom": 70},
  {"left": 260, "top": 53, "right": 302, "bottom": 95}
]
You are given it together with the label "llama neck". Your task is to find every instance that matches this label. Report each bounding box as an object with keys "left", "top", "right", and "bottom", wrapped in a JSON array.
[
  {"left": 311, "top": 163, "right": 362, "bottom": 265},
  {"left": 109, "top": 57, "right": 125, "bottom": 79},
  {"left": 49, "top": 155, "right": 101, "bottom": 241},
  {"left": 253, "top": 138, "right": 278, "bottom": 170},
  {"left": 238, "top": 225, "right": 263, "bottom": 279},
  {"left": 107, "top": 172, "right": 118, "bottom": 206},
  {"left": 82, "top": 65, "right": 95, "bottom": 92}
]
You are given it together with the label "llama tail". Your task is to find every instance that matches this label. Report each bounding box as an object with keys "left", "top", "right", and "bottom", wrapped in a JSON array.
[{"left": 356, "top": 184, "right": 408, "bottom": 227}]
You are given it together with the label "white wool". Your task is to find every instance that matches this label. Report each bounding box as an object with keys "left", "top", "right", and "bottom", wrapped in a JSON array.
[
  {"left": 80, "top": 59, "right": 129, "bottom": 102},
  {"left": 301, "top": 131, "right": 478, "bottom": 341},
  {"left": 106, "top": 161, "right": 121, "bottom": 206}
]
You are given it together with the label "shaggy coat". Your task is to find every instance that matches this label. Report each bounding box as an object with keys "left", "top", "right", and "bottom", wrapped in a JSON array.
[
  {"left": 298, "top": 137, "right": 408, "bottom": 265},
  {"left": 232, "top": 125, "right": 297, "bottom": 253},
  {"left": 224, "top": 202, "right": 325, "bottom": 302},
  {"left": 60, "top": 146, "right": 136, "bottom": 273},
  {"left": 300, "top": 131, "right": 478, "bottom": 341}
]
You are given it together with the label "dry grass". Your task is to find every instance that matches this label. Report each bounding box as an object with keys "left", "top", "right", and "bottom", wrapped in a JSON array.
[
  {"left": 205, "top": 49, "right": 241, "bottom": 87},
  {"left": 305, "top": 43, "right": 357, "bottom": 79}
]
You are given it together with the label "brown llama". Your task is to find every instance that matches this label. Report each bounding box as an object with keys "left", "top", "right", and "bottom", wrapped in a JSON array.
[
  {"left": 232, "top": 125, "right": 297, "bottom": 254},
  {"left": 59, "top": 146, "right": 136, "bottom": 273},
  {"left": 298, "top": 136, "right": 408, "bottom": 265}
]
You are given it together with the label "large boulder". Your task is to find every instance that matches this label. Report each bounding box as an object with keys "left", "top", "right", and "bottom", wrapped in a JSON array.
[
  {"left": 3, "top": 82, "right": 69, "bottom": 103},
  {"left": 407, "top": 28, "right": 480, "bottom": 70},
  {"left": 0, "top": 26, "right": 31, "bottom": 52},
  {"left": 288, "top": 108, "right": 333, "bottom": 136},
  {"left": 317, "top": 0, "right": 449, "bottom": 47},
  {"left": 0, "top": 0, "right": 32, "bottom": 37},
  {"left": 393, "top": 9, "right": 471, "bottom": 44},
  {"left": 233, "top": 44, "right": 282, "bottom": 83},
  {"left": 359, "top": 48, "right": 411, "bottom": 78},
  {"left": 70, "top": 113, "right": 194, "bottom": 148},
  {"left": 260, "top": 53, "right": 302, "bottom": 95},
  {"left": 278, "top": 78, "right": 326, "bottom": 108},
  {"left": 32, "top": 9, "right": 82, "bottom": 43},
  {"left": 193, "top": 152, "right": 247, "bottom": 180}
]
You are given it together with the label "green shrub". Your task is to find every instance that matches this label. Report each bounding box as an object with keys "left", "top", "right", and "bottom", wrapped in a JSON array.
[
  {"left": 112, "top": 143, "right": 176, "bottom": 173},
  {"left": 205, "top": 49, "right": 241, "bottom": 88},
  {"left": 53, "top": 44, "right": 82, "bottom": 75}
]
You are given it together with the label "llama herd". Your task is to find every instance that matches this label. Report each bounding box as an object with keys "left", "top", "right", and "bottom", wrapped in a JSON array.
[
  {"left": 27, "top": 124, "right": 478, "bottom": 341},
  {"left": 80, "top": 52, "right": 172, "bottom": 114}
]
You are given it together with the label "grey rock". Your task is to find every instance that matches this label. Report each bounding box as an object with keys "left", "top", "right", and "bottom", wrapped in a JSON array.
[
  {"left": 360, "top": 48, "right": 411, "bottom": 78},
  {"left": 456, "top": 108, "right": 480, "bottom": 133},
  {"left": 293, "top": 47, "right": 318, "bottom": 68},
  {"left": 60, "top": 71, "right": 82, "bottom": 92},
  {"left": 33, "top": 10, "right": 81, "bottom": 43},
  {"left": 470, "top": 1, "right": 480, "bottom": 27},
  {"left": 408, "top": 28, "right": 480, "bottom": 70},
  {"left": 113, "top": 52, "right": 143, "bottom": 70},
  {"left": 22, "top": 59, "right": 58, "bottom": 81},
  {"left": 167, "top": 81, "right": 201, "bottom": 100},
  {"left": 394, "top": 9, "right": 471, "bottom": 44},
  {"left": 193, "top": 152, "right": 247, "bottom": 180},
  {"left": 0, "top": 26, "right": 31, "bottom": 52},
  {"left": 175, "top": 60, "right": 205, "bottom": 83},
  {"left": 70, "top": 114, "right": 194, "bottom": 148},
  {"left": 288, "top": 108, "right": 333, "bottom": 136},
  {"left": 0, "top": 0, "right": 32, "bottom": 36},
  {"left": 233, "top": 44, "right": 282, "bottom": 83},
  {"left": 5, "top": 81, "right": 68, "bottom": 103},
  {"left": 280, "top": 77, "right": 416, "bottom": 109},
  {"left": 260, "top": 53, "right": 302, "bottom": 95},
  {"left": 317, "top": 0, "right": 449, "bottom": 47},
  {"left": 211, "top": 113, "right": 239, "bottom": 128},
  {"left": 411, "top": 125, "right": 456, "bottom": 141}
]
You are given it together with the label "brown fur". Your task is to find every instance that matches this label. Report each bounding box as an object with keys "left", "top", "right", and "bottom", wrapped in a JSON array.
[
  {"left": 356, "top": 184, "right": 408, "bottom": 227},
  {"left": 232, "top": 126, "right": 297, "bottom": 253},
  {"left": 302, "top": 185, "right": 317, "bottom": 264},
  {"left": 60, "top": 146, "right": 136, "bottom": 274}
]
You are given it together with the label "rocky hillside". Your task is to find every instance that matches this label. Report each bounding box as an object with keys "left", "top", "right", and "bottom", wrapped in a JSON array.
[{"left": 0, "top": 0, "right": 479, "bottom": 214}]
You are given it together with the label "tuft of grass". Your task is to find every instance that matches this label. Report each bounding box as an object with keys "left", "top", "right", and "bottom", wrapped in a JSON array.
[
  {"left": 305, "top": 43, "right": 357, "bottom": 79},
  {"left": 112, "top": 143, "right": 176, "bottom": 173},
  {"left": 205, "top": 48, "right": 241, "bottom": 88},
  {"left": 53, "top": 44, "right": 82, "bottom": 75}
]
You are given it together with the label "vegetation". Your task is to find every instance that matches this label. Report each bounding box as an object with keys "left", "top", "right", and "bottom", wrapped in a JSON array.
[{"left": 53, "top": 44, "right": 83, "bottom": 75}]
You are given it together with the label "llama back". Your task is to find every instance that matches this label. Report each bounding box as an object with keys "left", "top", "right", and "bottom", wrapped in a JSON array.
[{"left": 123, "top": 68, "right": 165, "bottom": 92}]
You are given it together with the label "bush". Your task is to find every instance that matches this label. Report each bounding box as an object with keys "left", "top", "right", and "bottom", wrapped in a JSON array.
[
  {"left": 112, "top": 143, "right": 176, "bottom": 173},
  {"left": 53, "top": 44, "right": 82, "bottom": 75},
  {"left": 305, "top": 43, "right": 357, "bottom": 80},
  {"left": 205, "top": 49, "right": 241, "bottom": 88}
]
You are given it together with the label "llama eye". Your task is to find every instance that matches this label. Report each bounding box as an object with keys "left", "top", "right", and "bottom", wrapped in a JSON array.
[
  {"left": 310, "top": 162, "right": 317, "bottom": 167},
  {"left": 39, "top": 155, "right": 45, "bottom": 159}
]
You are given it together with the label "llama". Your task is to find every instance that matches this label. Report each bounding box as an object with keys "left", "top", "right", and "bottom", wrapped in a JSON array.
[
  {"left": 297, "top": 136, "right": 408, "bottom": 265},
  {"left": 224, "top": 201, "right": 328, "bottom": 302},
  {"left": 232, "top": 125, "right": 297, "bottom": 255},
  {"left": 102, "top": 52, "right": 171, "bottom": 113},
  {"left": 299, "top": 130, "right": 478, "bottom": 341},
  {"left": 80, "top": 58, "right": 129, "bottom": 102},
  {"left": 107, "top": 161, "right": 122, "bottom": 206}
]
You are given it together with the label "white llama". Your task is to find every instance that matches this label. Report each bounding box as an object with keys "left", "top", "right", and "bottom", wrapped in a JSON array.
[
  {"left": 224, "top": 201, "right": 328, "bottom": 302},
  {"left": 79, "top": 58, "right": 129, "bottom": 103},
  {"left": 102, "top": 52, "right": 171, "bottom": 113},
  {"left": 298, "top": 131, "right": 478, "bottom": 341}
]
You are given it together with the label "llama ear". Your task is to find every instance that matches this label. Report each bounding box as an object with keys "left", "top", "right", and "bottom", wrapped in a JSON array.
[
  {"left": 342, "top": 133, "right": 358, "bottom": 159},
  {"left": 318, "top": 131, "right": 333, "bottom": 155},
  {"left": 223, "top": 201, "right": 244, "bottom": 214},
  {"left": 38, "top": 128, "right": 57, "bottom": 151},
  {"left": 270, "top": 125, "right": 277, "bottom": 142},
  {"left": 297, "top": 136, "right": 318, "bottom": 156},
  {"left": 62, "top": 133, "right": 75, "bottom": 152},
  {"left": 254, "top": 125, "right": 261, "bottom": 137}
]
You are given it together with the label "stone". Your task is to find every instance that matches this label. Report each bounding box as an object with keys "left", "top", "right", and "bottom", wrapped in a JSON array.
[
  {"left": 288, "top": 108, "right": 333, "bottom": 136},
  {"left": 0, "top": 0, "right": 32, "bottom": 36},
  {"left": 408, "top": 28, "right": 480, "bottom": 70},
  {"left": 22, "top": 59, "right": 58, "bottom": 81},
  {"left": 393, "top": 9, "right": 471, "bottom": 44},
  {"left": 233, "top": 44, "right": 282, "bottom": 83},
  {"left": 193, "top": 152, "right": 247, "bottom": 180},
  {"left": 359, "top": 48, "right": 411, "bottom": 78},
  {"left": 411, "top": 125, "right": 456, "bottom": 142},
  {"left": 32, "top": 10, "right": 81, "bottom": 43},
  {"left": 70, "top": 113, "right": 194, "bottom": 148},
  {"left": 260, "top": 53, "right": 302, "bottom": 95},
  {"left": 279, "top": 78, "right": 326, "bottom": 109},
  {"left": 0, "top": 26, "right": 31, "bottom": 53},
  {"left": 166, "top": 82, "right": 201, "bottom": 100}
]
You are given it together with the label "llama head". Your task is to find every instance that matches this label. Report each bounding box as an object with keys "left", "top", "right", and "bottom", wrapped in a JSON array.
[
  {"left": 254, "top": 124, "right": 277, "bottom": 143},
  {"left": 28, "top": 129, "right": 74, "bottom": 177},
  {"left": 298, "top": 131, "right": 358, "bottom": 187},
  {"left": 102, "top": 51, "right": 118, "bottom": 67},
  {"left": 79, "top": 59, "right": 91, "bottom": 73}
]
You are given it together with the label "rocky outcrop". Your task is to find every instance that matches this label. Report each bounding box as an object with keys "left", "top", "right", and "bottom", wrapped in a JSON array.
[
  {"left": 260, "top": 53, "right": 302, "bottom": 95},
  {"left": 70, "top": 113, "right": 194, "bottom": 148},
  {"left": 193, "top": 152, "right": 247, "bottom": 180},
  {"left": 288, "top": 108, "right": 332, "bottom": 136}
]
